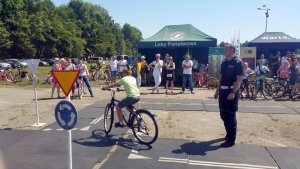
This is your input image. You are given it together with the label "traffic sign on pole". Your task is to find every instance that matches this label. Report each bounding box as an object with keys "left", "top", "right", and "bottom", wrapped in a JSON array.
[
  {"left": 24, "top": 59, "right": 46, "bottom": 127},
  {"left": 24, "top": 59, "right": 40, "bottom": 74},
  {"left": 55, "top": 100, "right": 78, "bottom": 130},
  {"left": 51, "top": 70, "right": 80, "bottom": 97}
]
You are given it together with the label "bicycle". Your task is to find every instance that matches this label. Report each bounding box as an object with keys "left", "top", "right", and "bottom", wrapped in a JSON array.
[
  {"left": 90, "top": 64, "right": 109, "bottom": 81},
  {"left": 13, "top": 67, "right": 39, "bottom": 85},
  {"left": 273, "top": 77, "right": 291, "bottom": 98},
  {"left": 77, "top": 77, "right": 84, "bottom": 99},
  {"left": 0, "top": 68, "right": 14, "bottom": 83},
  {"left": 43, "top": 72, "right": 52, "bottom": 84},
  {"left": 102, "top": 88, "right": 158, "bottom": 145},
  {"left": 249, "top": 75, "right": 273, "bottom": 100}
]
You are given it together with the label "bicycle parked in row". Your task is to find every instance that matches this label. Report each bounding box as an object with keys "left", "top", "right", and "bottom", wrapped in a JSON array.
[
  {"left": 0, "top": 67, "right": 14, "bottom": 83},
  {"left": 12, "top": 66, "right": 39, "bottom": 85}
]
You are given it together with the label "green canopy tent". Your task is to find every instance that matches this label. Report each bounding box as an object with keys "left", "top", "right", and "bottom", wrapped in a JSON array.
[{"left": 138, "top": 24, "right": 217, "bottom": 65}]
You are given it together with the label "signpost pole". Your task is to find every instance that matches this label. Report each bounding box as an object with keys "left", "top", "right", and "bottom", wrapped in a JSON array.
[
  {"left": 53, "top": 70, "right": 79, "bottom": 169},
  {"left": 66, "top": 94, "right": 72, "bottom": 169},
  {"left": 33, "top": 74, "right": 39, "bottom": 125},
  {"left": 27, "top": 59, "right": 46, "bottom": 127}
]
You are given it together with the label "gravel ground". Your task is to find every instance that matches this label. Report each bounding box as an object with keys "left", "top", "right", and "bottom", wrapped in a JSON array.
[{"left": 0, "top": 86, "right": 299, "bottom": 148}]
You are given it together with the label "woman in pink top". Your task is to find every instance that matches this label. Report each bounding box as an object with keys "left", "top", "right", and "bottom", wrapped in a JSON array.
[
  {"left": 277, "top": 60, "right": 290, "bottom": 85},
  {"left": 51, "top": 59, "right": 62, "bottom": 98}
]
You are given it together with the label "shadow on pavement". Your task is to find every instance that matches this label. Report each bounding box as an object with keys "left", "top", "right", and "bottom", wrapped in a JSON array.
[
  {"left": 172, "top": 138, "right": 224, "bottom": 156},
  {"left": 73, "top": 129, "right": 152, "bottom": 151},
  {"left": 36, "top": 97, "right": 64, "bottom": 101}
]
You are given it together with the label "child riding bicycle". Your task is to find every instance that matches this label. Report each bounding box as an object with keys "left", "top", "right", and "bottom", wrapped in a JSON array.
[{"left": 102, "top": 66, "right": 140, "bottom": 128}]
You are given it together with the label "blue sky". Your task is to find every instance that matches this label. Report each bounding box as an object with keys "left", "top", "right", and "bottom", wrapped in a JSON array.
[{"left": 52, "top": 0, "right": 300, "bottom": 43}]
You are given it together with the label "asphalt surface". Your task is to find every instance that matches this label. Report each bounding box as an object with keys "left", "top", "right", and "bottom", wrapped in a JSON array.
[
  {"left": 0, "top": 99, "right": 299, "bottom": 169},
  {"left": 102, "top": 137, "right": 300, "bottom": 169},
  {"left": 92, "top": 98, "right": 300, "bottom": 115}
]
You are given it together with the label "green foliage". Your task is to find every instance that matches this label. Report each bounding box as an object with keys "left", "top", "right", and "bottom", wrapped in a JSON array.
[
  {"left": 122, "top": 23, "right": 142, "bottom": 55},
  {"left": 0, "top": 0, "right": 143, "bottom": 59}
]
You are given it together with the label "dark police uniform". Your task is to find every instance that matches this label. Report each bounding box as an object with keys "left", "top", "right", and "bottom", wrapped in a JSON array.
[{"left": 219, "top": 57, "right": 244, "bottom": 145}]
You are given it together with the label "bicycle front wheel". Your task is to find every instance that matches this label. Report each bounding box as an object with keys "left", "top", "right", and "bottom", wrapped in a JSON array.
[
  {"left": 104, "top": 104, "right": 114, "bottom": 135},
  {"left": 263, "top": 84, "right": 273, "bottom": 100},
  {"left": 132, "top": 109, "right": 158, "bottom": 145}
]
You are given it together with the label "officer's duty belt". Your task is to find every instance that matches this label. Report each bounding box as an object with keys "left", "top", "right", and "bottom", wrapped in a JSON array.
[{"left": 220, "top": 86, "right": 234, "bottom": 89}]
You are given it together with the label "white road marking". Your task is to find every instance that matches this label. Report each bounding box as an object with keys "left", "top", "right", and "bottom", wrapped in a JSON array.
[
  {"left": 71, "top": 128, "right": 79, "bottom": 131},
  {"left": 139, "top": 101, "right": 291, "bottom": 109},
  {"left": 167, "top": 103, "right": 202, "bottom": 105},
  {"left": 140, "top": 102, "right": 165, "bottom": 105},
  {"left": 93, "top": 116, "right": 103, "bottom": 124},
  {"left": 189, "top": 160, "right": 278, "bottom": 169},
  {"left": 42, "top": 128, "right": 52, "bottom": 131},
  {"left": 241, "top": 105, "right": 282, "bottom": 108},
  {"left": 159, "top": 157, "right": 278, "bottom": 169},
  {"left": 204, "top": 103, "right": 218, "bottom": 106},
  {"left": 159, "top": 157, "right": 188, "bottom": 164},
  {"left": 257, "top": 138, "right": 287, "bottom": 147},
  {"left": 128, "top": 153, "right": 152, "bottom": 160},
  {"left": 90, "top": 115, "right": 104, "bottom": 125},
  {"left": 56, "top": 128, "right": 64, "bottom": 131},
  {"left": 80, "top": 125, "right": 91, "bottom": 131},
  {"left": 131, "top": 150, "right": 139, "bottom": 154},
  {"left": 90, "top": 118, "right": 99, "bottom": 124}
]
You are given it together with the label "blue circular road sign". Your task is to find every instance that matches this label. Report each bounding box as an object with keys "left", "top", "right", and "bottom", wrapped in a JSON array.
[{"left": 55, "top": 100, "right": 78, "bottom": 130}]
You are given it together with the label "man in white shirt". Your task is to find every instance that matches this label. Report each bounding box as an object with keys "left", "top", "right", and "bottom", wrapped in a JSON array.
[
  {"left": 118, "top": 55, "right": 127, "bottom": 77},
  {"left": 109, "top": 56, "right": 118, "bottom": 84},
  {"left": 181, "top": 54, "right": 194, "bottom": 94}
]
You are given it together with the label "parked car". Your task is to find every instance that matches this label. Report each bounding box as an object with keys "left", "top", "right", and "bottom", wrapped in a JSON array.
[
  {"left": 0, "top": 61, "right": 11, "bottom": 69},
  {"left": 39, "top": 60, "right": 49, "bottom": 66},
  {"left": 5, "top": 59, "right": 27, "bottom": 68},
  {"left": 16, "top": 59, "right": 28, "bottom": 67},
  {"left": 4, "top": 59, "right": 22, "bottom": 68},
  {"left": 46, "top": 59, "right": 55, "bottom": 66}
]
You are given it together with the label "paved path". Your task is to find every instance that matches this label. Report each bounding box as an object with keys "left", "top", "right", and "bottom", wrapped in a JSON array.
[
  {"left": 0, "top": 100, "right": 299, "bottom": 169},
  {"left": 102, "top": 137, "right": 300, "bottom": 169},
  {"left": 90, "top": 98, "right": 300, "bottom": 115}
]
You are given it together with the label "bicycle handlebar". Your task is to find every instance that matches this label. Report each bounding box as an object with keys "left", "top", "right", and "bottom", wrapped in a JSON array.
[{"left": 100, "top": 86, "right": 124, "bottom": 92}]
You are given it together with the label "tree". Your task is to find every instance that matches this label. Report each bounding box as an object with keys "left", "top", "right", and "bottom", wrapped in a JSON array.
[
  {"left": 218, "top": 41, "right": 229, "bottom": 47},
  {"left": 122, "top": 23, "right": 142, "bottom": 55},
  {"left": 0, "top": 0, "right": 143, "bottom": 59}
]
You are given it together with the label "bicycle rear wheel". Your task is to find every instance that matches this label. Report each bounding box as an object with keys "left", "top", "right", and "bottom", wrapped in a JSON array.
[
  {"left": 249, "top": 82, "right": 255, "bottom": 100},
  {"left": 104, "top": 104, "right": 114, "bottom": 135},
  {"left": 274, "top": 86, "right": 286, "bottom": 98},
  {"left": 132, "top": 109, "right": 158, "bottom": 145}
]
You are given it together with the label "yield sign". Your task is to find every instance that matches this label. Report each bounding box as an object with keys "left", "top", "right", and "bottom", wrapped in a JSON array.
[{"left": 51, "top": 70, "right": 80, "bottom": 96}]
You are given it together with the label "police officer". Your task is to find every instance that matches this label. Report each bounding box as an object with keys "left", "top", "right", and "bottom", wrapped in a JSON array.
[{"left": 214, "top": 45, "right": 244, "bottom": 148}]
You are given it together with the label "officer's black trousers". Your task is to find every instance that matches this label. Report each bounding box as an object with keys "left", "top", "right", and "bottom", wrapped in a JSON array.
[{"left": 219, "top": 89, "right": 239, "bottom": 143}]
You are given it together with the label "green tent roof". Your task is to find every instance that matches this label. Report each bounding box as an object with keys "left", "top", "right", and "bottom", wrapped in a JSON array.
[{"left": 138, "top": 24, "right": 217, "bottom": 48}]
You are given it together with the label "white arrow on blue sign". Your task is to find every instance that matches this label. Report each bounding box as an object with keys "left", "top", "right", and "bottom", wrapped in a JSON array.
[{"left": 55, "top": 100, "right": 78, "bottom": 130}]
